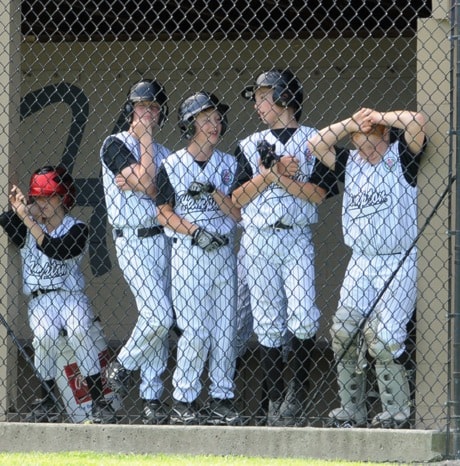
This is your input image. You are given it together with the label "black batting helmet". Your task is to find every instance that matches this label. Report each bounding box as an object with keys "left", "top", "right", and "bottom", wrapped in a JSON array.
[
  {"left": 241, "top": 69, "right": 303, "bottom": 121},
  {"left": 178, "top": 91, "right": 229, "bottom": 139},
  {"left": 125, "top": 79, "right": 168, "bottom": 126}
]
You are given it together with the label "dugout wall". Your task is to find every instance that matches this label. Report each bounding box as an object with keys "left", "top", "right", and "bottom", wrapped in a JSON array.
[{"left": 0, "top": 0, "right": 454, "bottom": 432}]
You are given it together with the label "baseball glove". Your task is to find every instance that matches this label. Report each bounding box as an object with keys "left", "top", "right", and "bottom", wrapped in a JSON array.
[
  {"left": 192, "top": 227, "right": 228, "bottom": 252},
  {"left": 187, "top": 181, "right": 216, "bottom": 199},
  {"left": 257, "top": 140, "right": 280, "bottom": 169}
]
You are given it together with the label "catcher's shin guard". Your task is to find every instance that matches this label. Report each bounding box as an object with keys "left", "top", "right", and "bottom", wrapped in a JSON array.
[
  {"left": 371, "top": 362, "right": 411, "bottom": 429},
  {"left": 327, "top": 361, "right": 367, "bottom": 428}
]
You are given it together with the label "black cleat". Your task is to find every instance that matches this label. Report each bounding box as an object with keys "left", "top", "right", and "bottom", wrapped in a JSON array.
[
  {"left": 205, "top": 398, "right": 242, "bottom": 426},
  {"left": 24, "top": 398, "right": 60, "bottom": 423},
  {"left": 266, "top": 399, "right": 283, "bottom": 426},
  {"left": 170, "top": 401, "right": 200, "bottom": 425},
  {"left": 106, "top": 361, "right": 134, "bottom": 397},
  {"left": 90, "top": 399, "right": 118, "bottom": 424},
  {"left": 274, "top": 382, "right": 306, "bottom": 427},
  {"left": 142, "top": 399, "right": 169, "bottom": 425}
]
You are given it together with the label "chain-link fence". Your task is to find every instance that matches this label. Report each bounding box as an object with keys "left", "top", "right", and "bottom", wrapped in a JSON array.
[{"left": 0, "top": 0, "right": 453, "bottom": 432}]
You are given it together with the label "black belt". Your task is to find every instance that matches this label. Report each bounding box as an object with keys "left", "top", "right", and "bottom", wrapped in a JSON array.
[
  {"left": 269, "top": 221, "right": 293, "bottom": 230},
  {"left": 173, "top": 236, "right": 229, "bottom": 248},
  {"left": 114, "top": 226, "right": 164, "bottom": 238},
  {"left": 31, "top": 289, "right": 60, "bottom": 298}
]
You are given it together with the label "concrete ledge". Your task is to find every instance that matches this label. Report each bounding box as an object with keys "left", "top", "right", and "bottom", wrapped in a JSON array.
[{"left": 0, "top": 423, "right": 447, "bottom": 463}]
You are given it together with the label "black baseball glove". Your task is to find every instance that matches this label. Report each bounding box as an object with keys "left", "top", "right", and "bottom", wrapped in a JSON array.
[
  {"left": 187, "top": 181, "right": 216, "bottom": 199},
  {"left": 257, "top": 140, "right": 280, "bottom": 169},
  {"left": 192, "top": 227, "right": 228, "bottom": 252}
]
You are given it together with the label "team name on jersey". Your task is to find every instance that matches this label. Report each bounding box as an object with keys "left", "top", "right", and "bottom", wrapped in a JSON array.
[
  {"left": 177, "top": 193, "right": 219, "bottom": 213},
  {"left": 29, "top": 259, "right": 67, "bottom": 279},
  {"left": 349, "top": 188, "right": 389, "bottom": 217}
]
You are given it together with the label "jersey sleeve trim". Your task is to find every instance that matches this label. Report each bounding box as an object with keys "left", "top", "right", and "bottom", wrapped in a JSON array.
[
  {"left": 156, "top": 164, "right": 175, "bottom": 207},
  {"left": 0, "top": 210, "right": 27, "bottom": 248},
  {"left": 39, "top": 223, "right": 89, "bottom": 260},
  {"left": 102, "top": 137, "right": 138, "bottom": 175}
]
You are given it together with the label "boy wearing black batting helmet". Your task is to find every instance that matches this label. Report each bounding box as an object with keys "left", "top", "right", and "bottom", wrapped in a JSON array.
[
  {"left": 156, "top": 91, "right": 244, "bottom": 426},
  {"left": 101, "top": 78, "right": 174, "bottom": 425},
  {"left": 234, "top": 69, "right": 338, "bottom": 426}
]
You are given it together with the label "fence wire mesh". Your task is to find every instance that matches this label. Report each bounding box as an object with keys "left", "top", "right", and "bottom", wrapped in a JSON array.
[{"left": 0, "top": 0, "right": 453, "bottom": 431}]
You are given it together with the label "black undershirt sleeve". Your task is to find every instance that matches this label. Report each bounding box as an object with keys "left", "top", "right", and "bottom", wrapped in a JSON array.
[
  {"left": 102, "top": 137, "right": 137, "bottom": 175},
  {"left": 230, "top": 145, "right": 253, "bottom": 193},
  {"left": 335, "top": 147, "right": 350, "bottom": 183},
  {"left": 309, "top": 159, "right": 340, "bottom": 198},
  {"left": 399, "top": 132, "right": 426, "bottom": 187},
  {"left": 156, "top": 164, "right": 176, "bottom": 207},
  {"left": 39, "top": 224, "right": 89, "bottom": 260},
  {"left": 0, "top": 211, "right": 27, "bottom": 248}
]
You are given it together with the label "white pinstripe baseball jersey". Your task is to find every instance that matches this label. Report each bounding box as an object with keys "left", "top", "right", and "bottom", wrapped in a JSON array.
[
  {"left": 161, "top": 147, "right": 238, "bottom": 238},
  {"left": 21, "top": 215, "right": 86, "bottom": 295},
  {"left": 342, "top": 141, "right": 418, "bottom": 255},
  {"left": 238, "top": 126, "right": 319, "bottom": 228},
  {"left": 100, "top": 131, "right": 170, "bottom": 229}
]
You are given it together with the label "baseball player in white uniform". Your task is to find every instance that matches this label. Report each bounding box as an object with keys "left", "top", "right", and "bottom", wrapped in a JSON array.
[
  {"left": 234, "top": 69, "right": 338, "bottom": 426},
  {"left": 101, "top": 79, "right": 174, "bottom": 424},
  {"left": 0, "top": 166, "right": 117, "bottom": 423},
  {"left": 308, "top": 108, "right": 427, "bottom": 428},
  {"left": 156, "top": 91, "right": 244, "bottom": 426}
]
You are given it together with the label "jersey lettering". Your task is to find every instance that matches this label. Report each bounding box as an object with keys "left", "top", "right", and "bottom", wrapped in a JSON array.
[
  {"left": 349, "top": 189, "right": 390, "bottom": 217},
  {"left": 29, "top": 260, "right": 67, "bottom": 280},
  {"left": 177, "top": 193, "right": 219, "bottom": 213}
]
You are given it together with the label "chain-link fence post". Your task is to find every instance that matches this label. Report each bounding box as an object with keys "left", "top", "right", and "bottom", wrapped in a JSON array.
[
  {"left": 453, "top": 0, "right": 460, "bottom": 456},
  {"left": 0, "top": 0, "right": 22, "bottom": 421}
]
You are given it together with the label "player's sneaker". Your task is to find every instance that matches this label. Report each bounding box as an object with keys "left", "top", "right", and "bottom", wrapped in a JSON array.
[
  {"left": 326, "top": 407, "right": 367, "bottom": 428},
  {"left": 205, "top": 398, "right": 242, "bottom": 426},
  {"left": 142, "top": 399, "right": 169, "bottom": 425},
  {"left": 275, "top": 380, "right": 307, "bottom": 426},
  {"left": 91, "top": 399, "right": 118, "bottom": 424},
  {"left": 106, "top": 361, "right": 134, "bottom": 397},
  {"left": 266, "top": 399, "right": 283, "bottom": 426},
  {"left": 371, "top": 410, "right": 411, "bottom": 429},
  {"left": 170, "top": 400, "right": 200, "bottom": 425},
  {"left": 24, "top": 398, "right": 60, "bottom": 423}
]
